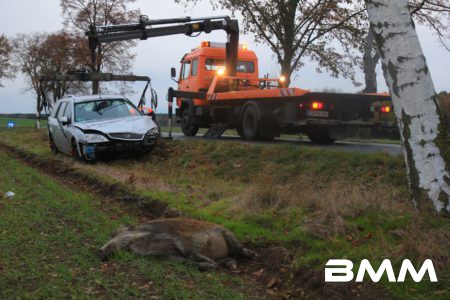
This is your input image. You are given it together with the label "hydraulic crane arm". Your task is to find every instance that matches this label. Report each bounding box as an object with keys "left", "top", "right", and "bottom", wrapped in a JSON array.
[
  {"left": 39, "top": 71, "right": 154, "bottom": 110},
  {"left": 40, "top": 72, "right": 150, "bottom": 82},
  {"left": 86, "top": 15, "right": 240, "bottom": 76}
]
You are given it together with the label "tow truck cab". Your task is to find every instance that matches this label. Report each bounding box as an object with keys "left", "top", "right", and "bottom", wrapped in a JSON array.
[{"left": 176, "top": 42, "right": 259, "bottom": 106}]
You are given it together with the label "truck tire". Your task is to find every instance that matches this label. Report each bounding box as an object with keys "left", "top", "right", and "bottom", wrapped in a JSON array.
[
  {"left": 241, "top": 104, "right": 259, "bottom": 140},
  {"left": 181, "top": 108, "right": 199, "bottom": 137},
  {"left": 257, "top": 115, "right": 277, "bottom": 141},
  {"left": 236, "top": 125, "right": 244, "bottom": 138},
  {"left": 307, "top": 127, "right": 336, "bottom": 144}
]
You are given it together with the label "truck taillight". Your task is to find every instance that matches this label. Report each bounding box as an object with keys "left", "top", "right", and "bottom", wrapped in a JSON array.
[
  {"left": 381, "top": 106, "right": 391, "bottom": 113},
  {"left": 311, "top": 101, "right": 324, "bottom": 110}
]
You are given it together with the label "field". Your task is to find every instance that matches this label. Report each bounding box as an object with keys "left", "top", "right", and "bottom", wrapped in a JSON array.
[
  {"left": 0, "top": 116, "right": 47, "bottom": 128},
  {"left": 0, "top": 124, "right": 448, "bottom": 298}
]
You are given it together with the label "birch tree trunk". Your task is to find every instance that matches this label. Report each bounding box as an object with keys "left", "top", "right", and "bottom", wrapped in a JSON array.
[
  {"left": 365, "top": 0, "right": 450, "bottom": 215},
  {"left": 35, "top": 94, "right": 41, "bottom": 130}
]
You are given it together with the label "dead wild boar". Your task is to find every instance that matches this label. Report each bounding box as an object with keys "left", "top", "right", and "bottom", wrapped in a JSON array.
[{"left": 98, "top": 217, "right": 256, "bottom": 270}]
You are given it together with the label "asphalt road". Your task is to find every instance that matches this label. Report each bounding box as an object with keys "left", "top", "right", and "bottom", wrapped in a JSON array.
[{"left": 161, "top": 132, "right": 403, "bottom": 156}]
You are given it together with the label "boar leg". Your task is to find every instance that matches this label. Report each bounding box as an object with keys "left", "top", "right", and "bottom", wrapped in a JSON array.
[
  {"left": 171, "top": 256, "right": 218, "bottom": 271},
  {"left": 222, "top": 229, "right": 256, "bottom": 258},
  {"left": 217, "top": 258, "right": 238, "bottom": 270},
  {"left": 172, "top": 240, "right": 220, "bottom": 269}
]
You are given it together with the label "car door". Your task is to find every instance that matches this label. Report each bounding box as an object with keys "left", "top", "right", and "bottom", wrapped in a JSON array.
[
  {"left": 52, "top": 101, "right": 69, "bottom": 153},
  {"left": 59, "top": 102, "right": 73, "bottom": 154},
  {"left": 48, "top": 102, "right": 61, "bottom": 139}
]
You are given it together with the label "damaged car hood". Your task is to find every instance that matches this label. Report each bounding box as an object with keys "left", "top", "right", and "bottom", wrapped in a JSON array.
[{"left": 74, "top": 116, "right": 156, "bottom": 134}]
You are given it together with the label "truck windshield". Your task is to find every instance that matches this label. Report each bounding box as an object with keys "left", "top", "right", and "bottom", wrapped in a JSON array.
[
  {"left": 205, "top": 58, "right": 255, "bottom": 73},
  {"left": 74, "top": 99, "right": 141, "bottom": 122}
]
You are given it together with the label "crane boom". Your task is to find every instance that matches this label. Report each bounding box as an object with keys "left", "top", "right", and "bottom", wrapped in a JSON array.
[
  {"left": 39, "top": 71, "right": 153, "bottom": 110},
  {"left": 86, "top": 15, "right": 240, "bottom": 76}
]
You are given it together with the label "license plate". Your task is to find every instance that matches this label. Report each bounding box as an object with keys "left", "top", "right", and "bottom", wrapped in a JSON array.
[{"left": 307, "top": 110, "right": 329, "bottom": 118}]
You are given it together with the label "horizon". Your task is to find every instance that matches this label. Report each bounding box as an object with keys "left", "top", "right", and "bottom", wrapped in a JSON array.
[{"left": 0, "top": 0, "right": 449, "bottom": 114}]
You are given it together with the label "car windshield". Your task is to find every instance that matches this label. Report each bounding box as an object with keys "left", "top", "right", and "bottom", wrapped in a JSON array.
[{"left": 74, "top": 99, "right": 141, "bottom": 122}]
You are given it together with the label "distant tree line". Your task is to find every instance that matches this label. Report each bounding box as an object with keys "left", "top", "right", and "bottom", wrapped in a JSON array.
[{"left": 0, "top": 0, "right": 139, "bottom": 128}]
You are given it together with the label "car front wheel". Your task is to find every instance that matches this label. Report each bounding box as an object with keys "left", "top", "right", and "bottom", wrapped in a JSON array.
[
  {"left": 71, "top": 140, "right": 85, "bottom": 162},
  {"left": 49, "top": 135, "right": 58, "bottom": 154}
]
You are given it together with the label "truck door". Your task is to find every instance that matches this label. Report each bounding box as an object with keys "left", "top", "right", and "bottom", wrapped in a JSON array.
[{"left": 179, "top": 59, "right": 198, "bottom": 92}]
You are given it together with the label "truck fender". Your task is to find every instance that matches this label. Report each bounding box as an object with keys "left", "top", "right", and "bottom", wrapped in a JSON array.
[{"left": 179, "top": 99, "right": 193, "bottom": 111}]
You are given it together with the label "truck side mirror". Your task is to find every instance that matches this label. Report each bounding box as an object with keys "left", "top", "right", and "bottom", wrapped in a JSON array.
[{"left": 170, "top": 67, "right": 179, "bottom": 84}]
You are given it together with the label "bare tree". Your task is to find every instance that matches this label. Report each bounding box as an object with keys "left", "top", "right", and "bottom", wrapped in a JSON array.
[
  {"left": 45, "top": 32, "right": 91, "bottom": 102},
  {"left": 361, "top": 0, "right": 449, "bottom": 93},
  {"left": 360, "top": 28, "right": 379, "bottom": 93},
  {"left": 177, "top": 0, "right": 365, "bottom": 87},
  {"left": 0, "top": 34, "right": 15, "bottom": 87},
  {"left": 12, "top": 32, "right": 88, "bottom": 129},
  {"left": 365, "top": 0, "right": 450, "bottom": 215},
  {"left": 60, "top": 0, "right": 140, "bottom": 94}
]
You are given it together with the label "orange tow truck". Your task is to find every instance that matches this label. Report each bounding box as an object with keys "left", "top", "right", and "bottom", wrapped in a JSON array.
[
  {"left": 87, "top": 15, "right": 395, "bottom": 143},
  {"left": 169, "top": 41, "right": 395, "bottom": 143}
]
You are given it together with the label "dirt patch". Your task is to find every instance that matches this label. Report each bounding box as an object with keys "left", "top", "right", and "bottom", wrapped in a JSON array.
[
  {"left": 0, "top": 141, "right": 178, "bottom": 220},
  {"left": 292, "top": 268, "right": 391, "bottom": 300}
]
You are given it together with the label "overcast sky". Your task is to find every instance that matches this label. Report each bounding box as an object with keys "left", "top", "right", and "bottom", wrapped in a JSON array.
[{"left": 0, "top": 0, "right": 449, "bottom": 113}]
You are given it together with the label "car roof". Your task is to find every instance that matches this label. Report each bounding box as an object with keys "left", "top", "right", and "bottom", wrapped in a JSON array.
[{"left": 58, "top": 94, "right": 126, "bottom": 104}]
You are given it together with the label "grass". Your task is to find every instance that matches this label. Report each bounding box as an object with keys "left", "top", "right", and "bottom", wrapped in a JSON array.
[
  {"left": 0, "top": 127, "right": 448, "bottom": 298},
  {"left": 0, "top": 151, "right": 254, "bottom": 299}
]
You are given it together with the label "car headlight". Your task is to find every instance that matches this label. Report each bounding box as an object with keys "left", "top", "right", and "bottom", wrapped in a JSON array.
[
  {"left": 85, "top": 133, "right": 109, "bottom": 143},
  {"left": 147, "top": 127, "right": 159, "bottom": 136}
]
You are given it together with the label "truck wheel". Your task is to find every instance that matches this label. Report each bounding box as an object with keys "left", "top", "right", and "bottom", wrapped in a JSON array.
[
  {"left": 241, "top": 105, "right": 259, "bottom": 140},
  {"left": 181, "top": 109, "right": 199, "bottom": 137},
  {"left": 307, "top": 127, "right": 336, "bottom": 144},
  {"left": 236, "top": 125, "right": 244, "bottom": 138},
  {"left": 256, "top": 115, "right": 277, "bottom": 141}
]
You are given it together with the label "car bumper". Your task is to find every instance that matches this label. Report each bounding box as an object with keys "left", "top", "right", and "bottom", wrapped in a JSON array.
[{"left": 81, "top": 135, "right": 157, "bottom": 160}]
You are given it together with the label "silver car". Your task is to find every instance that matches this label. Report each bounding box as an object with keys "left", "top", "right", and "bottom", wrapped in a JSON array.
[{"left": 47, "top": 95, "right": 159, "bottom": 161}]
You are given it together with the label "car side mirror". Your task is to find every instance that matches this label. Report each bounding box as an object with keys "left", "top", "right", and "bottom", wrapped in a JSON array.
[
  {"left": 151, "top": 88, "right": 158, "bottom": 109},
  {"left": 60, "top": 116, "right": 69, "bottom": 126},
  {"left": 171, "top": 67, "right": 177, "bottom": 78}
]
